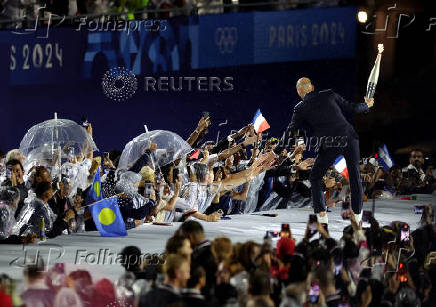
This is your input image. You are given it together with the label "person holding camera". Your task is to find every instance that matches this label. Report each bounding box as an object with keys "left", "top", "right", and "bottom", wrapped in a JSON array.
[{"left": 401, "top": 149, "right": 428, "bottom": 194}]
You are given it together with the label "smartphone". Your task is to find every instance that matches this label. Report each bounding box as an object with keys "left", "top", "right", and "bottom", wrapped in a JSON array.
[
  {"left": 362, "top": 210, "right": 372, "bottom": 229},
  {"left": 6, "top": 166, "right": 12, "bottom": 179},
  {"left": 414, "top": 205, "right": 425, "bottom": 214},
  {"left": 81, "top": 116, "right": 89, "bottom": 128},
  {"left": 144, "top": 183, "right": 153, "bottom": 198},
  {"left": 156, "top": 173, "right": 162, "bottom": 184},
  {"left": 309, "top": 214, "right": 318, "bottom": 235},
  {"left": 335, "top": 263, "right": 343, "bottom": 275},
  {"left": 221, "top": 216, "right": 231, "bottom": 220},
  {"left": 68, "top": 147, "right": 75, "bottom": 160},
  {"left": 103, "top": 152, "right": 109, "bottom": 160},
  {"left": 400, "top": 224, "right": 410, "bottom": 243},
  {"left": 309, "top": 280, "right": 320, "bottom": 303},
  {"left": 202, "top": 111, "right": 210, "bottom": 119},
  {"left": 296, "top": 137, "right": 305, "bottom": 146}
]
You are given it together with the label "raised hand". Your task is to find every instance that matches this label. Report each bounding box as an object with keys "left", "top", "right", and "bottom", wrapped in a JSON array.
[
  {"left": 297, "top": 158, "right": 314, "bottom": 171},
  {"left": 197, "top": 116, "right": 211, "bottom": 131},
  {"left": 364, "top": 97, "right": 374, "bottom": 108},
  {"left": 243, "top": 134, "right": 258, "bottom": 147},
  {"left": 377, "top": 43, "right": 384, "bottom": 54}
]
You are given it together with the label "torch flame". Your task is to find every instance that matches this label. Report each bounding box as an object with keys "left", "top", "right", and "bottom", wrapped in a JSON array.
[{"left": 377, "top": 44, "right": 384, "bottom": 54}]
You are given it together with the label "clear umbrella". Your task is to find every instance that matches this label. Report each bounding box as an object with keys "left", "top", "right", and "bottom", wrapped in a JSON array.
[
  {"left": 20, "top": 114, "right": 98, "bottom": 178},
  {"left": 22, "top": 144, "right": 61, "bottom": 174},
  {"left": 118, "top": 130, "right": 192, "bottom": 171}
]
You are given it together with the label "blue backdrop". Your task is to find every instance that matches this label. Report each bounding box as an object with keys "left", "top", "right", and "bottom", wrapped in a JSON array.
[{"left": 0, "top": 7, "right": 357, "bottom": 153}]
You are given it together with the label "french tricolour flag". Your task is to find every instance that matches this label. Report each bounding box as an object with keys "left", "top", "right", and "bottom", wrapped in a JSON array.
[
  {"left": 375, "top": 144, "right": 394, "bottom": 171},
  {"left": 334, "top": 155, "right": 349, "bottom": 178},
  {"left": 252, "top": 109, "right": 270, "bottom": 134}
]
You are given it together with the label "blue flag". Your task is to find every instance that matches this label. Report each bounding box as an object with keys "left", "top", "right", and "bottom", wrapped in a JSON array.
[
  {"left": 91, "top": 197, "right": 127, "bottom": 237},
  {"left": 87, "top": 167, "right": 103, "bottom": 204}
]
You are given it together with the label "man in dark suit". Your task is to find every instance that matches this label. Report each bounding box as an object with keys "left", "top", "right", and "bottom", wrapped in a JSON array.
[
  {"left": 178, "top": 221, "right": 217, "bottom": 299},
  {"left": 138, "top": 254, "right": 189, "bottom": 307},
  {"left": 288, "top": 77, "right": 374, "bottom": 224}
]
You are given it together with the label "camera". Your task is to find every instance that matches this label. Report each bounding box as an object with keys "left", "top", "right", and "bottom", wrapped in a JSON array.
[
  {"left": 400, "top": 223, "right": 410, "bottom": 243},
  {"left": 143, "top": 182, "right": 154, "bottom": 198},
  {"left": 404, "top": 168, "right": 419, "bottom": 180}
]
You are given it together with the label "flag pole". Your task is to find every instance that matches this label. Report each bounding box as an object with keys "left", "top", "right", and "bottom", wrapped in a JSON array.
[
  {"left": 77, "top": 192, "right": 125, "bottom": 210},
  {"left": 54, "top": 112, "right": 61, "bottom": 184}
]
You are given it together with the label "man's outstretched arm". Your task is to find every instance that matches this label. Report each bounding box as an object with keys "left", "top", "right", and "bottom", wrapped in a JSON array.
[{"left": 334, "top": 92, "right": 374, "bottom": 114}]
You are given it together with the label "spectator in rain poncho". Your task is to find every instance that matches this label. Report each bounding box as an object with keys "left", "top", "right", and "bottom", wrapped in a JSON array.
[
  {"left": 101, "top": 150, "right": 121, "bottom": 198},
  {"left": 115, "top": 171, "right": 156, "bottom": 229},
  {"left": 15, "top": 181, "right": 58, "bottom": 237},
  {"left": 183, "top": 163, "right": 221, "bottom": 222},
  {"left": 137, "top": 165, "right": 184, "bottom": 223},
  {"left": 0, "top": 187, "right": 20, "bottom": 240},
  {"left": 62, "top": 156, "right": 93, "bottom": 198},
  {"left": 23, "top": 166, "right": 52, "bottom": 208},
  {"left": 1, "top": 159, "right": 28, "bottom": 218}
]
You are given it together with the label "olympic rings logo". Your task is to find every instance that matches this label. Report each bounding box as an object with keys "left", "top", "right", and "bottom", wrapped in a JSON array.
[{"left": 215, "top": 27, "right": 238, "bottom": 54}]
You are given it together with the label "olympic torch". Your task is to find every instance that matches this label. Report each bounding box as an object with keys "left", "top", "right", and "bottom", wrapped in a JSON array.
[{"left": 366, "top": 44, "right": 384, "bottom": 98}]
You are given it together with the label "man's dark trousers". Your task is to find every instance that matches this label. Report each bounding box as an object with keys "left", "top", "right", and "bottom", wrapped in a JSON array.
[
  {"left": 310, "top": 137, "right": 363, "bottom": 214},
  {"left": 286, "top": 89, "right": 369, "bottom": 215}
]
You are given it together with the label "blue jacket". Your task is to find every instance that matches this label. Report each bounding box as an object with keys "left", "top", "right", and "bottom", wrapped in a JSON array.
[{"left": 289, "top": 89, "right": 368, "bottom": 140}]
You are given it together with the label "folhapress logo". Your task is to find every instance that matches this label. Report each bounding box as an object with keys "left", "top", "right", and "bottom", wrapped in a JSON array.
[{"left": 102, "top": 67, "right": 138, "bottom": 102}]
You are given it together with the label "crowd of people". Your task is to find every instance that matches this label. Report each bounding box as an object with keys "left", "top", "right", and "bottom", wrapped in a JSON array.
[
  {"left": 0, "top": 210, "right": 435, "bottom": 307},
  {"left": 0, "top": 114, "right": 435, "bottom": 306},
  {"left": 360, "top": 150, "right": 435, "bottom": 199},
  {"left": 0, "top": 115, "right": 435, "bottom": 241}
]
